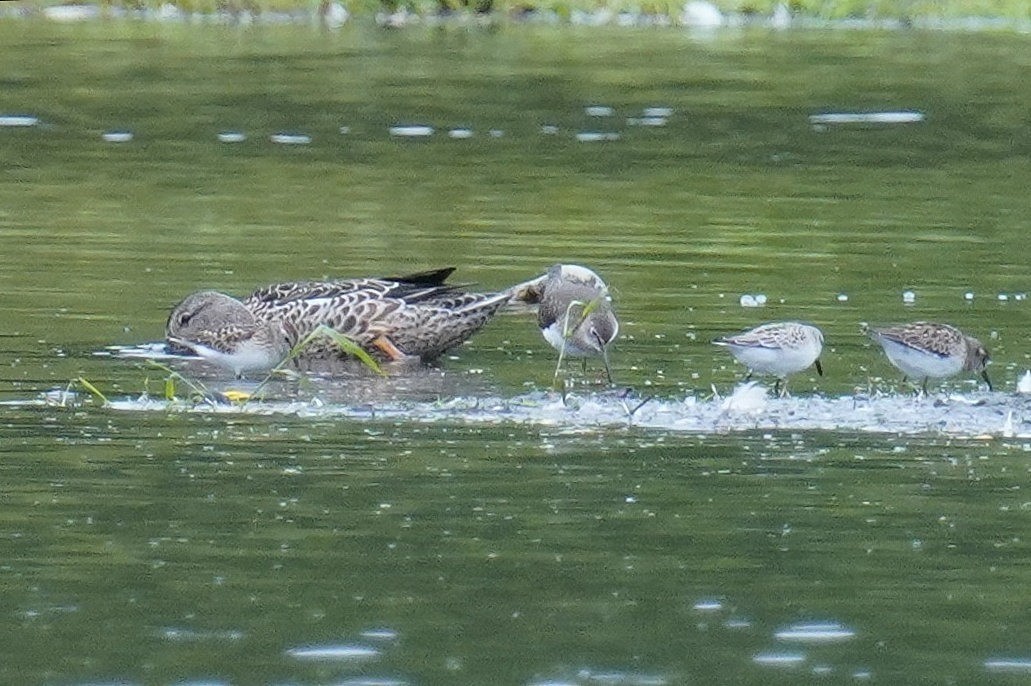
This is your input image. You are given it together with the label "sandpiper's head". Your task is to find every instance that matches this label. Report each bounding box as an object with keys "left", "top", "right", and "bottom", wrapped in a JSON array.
[
  {"left": 539, "top": 265, "right": 618, "bottom": 347},
  {"left": 963, "top": 336, "right": 989, "bottom": 370},
  {"left": 963, "top": 335, "right": 992, "bottom": 389},
  {"left": 530, "top": 264, "right": 619, "bottom": 384},
  {"left": 573, "top": 305, "right": 619, "bottom": 354},
  {"left": 166, "top": 290, "right": 256, "bottom": 341}
]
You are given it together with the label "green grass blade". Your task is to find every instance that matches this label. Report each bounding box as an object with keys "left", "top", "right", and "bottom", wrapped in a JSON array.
[
  {"left": 287, "top": 324, "right": 386, "bottom": 376},
  {"left": 76, "top": 377, "right": 110, "bottom": 406},
  {"left": 315, "top": 325, "right": 386, "bottom": 376},
  {"left": 142, "top": 360, "right": 211, "bottom": 401},
  {"left": 245, "top": 324, "right": 387, "bottom": 403}
]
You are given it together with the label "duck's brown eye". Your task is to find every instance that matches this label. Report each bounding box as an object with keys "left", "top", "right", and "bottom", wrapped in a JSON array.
[{"left": 178, "top": 312, "right": 193, "bottom": 327}]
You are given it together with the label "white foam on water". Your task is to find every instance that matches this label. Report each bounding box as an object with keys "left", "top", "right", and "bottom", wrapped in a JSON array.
[
  {"left": 753, "top": 652, "right": 806, "bottom": 667},
  {"left": 627, "top": 116, "right": 667, "bottom": 126},
  {"left": 102, "top": 131, "right": 133, "bottom": 142},
  {"left": 809, "top": 111, "right": 925, "bottom": 125},
  {"left": 1017, "top": 371, "right": 1031, "bottom": 394},
  {"left": 0, "top": 115, "right": 39, "bottom": 127},
  {"left": 43, "top": 4, "right": 100, "bottom": 21},
  {"left": 693, "top": 598, "right": 723, "bottom": 612},
  {"left": 774, "top": 622, "right": 855, "bottom": 643},
  {"left": 84, "top": 387, "right": 1030, "bottom": 438},
  {"left": 71, "top": 346, "right": 1031, "bottom": 437},
  {"left": 389, "top": 125, "right": 433, "bottom": 137},
  {"left": 985, "top": 659, "right": 1031, "bottom": 673},
  {"left": 160, "top": 627, "right": 245, "bottom": 642},
  {"left": 269, "top": 133, "right": 311, "bottom": 144},
  {"left": 576, "top": 131, "right": 620, "bottom": 142},
  {"left": 360, "top": 627, "right": 400, "bottom": 641},
  {"left": 286, "top": 643, "right": 380, "bottom": 661}
]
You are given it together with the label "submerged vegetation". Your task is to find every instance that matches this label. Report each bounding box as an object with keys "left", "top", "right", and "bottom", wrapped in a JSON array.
[{"left": 6, "top": 0, "right": 1030, "bottom": 24}]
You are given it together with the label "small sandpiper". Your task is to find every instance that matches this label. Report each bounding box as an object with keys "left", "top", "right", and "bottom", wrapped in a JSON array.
[
  {"left": 713, "top": 321, "right": 824, "bottom": 396},
  {"left": 865, "top": 321, "right": 991, "bottom": 393},
  {"left": 166, "top": 268, "right": 518, "bottom": 377},
  {"left": 515, "top": 264, "right": 619, "bottom": 383}
]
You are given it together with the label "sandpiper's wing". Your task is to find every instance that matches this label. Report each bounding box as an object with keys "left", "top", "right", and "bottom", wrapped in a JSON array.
[
  {"left": 715, "top": 323, "right": 786, "bottom": 349},
  {"left": 871, "top": 322, "right": 960, "bottom": 358}
]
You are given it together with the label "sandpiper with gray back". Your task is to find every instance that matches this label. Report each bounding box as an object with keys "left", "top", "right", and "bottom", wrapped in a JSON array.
[
  {"left": 865, "top": 321, "right": 991, "bottom": 393},
  {"left": 713, "top": 321, "right": 824, "bottom": 397},
  {"left": 515, "top": 264, "right": 619, "bottom": 384}
]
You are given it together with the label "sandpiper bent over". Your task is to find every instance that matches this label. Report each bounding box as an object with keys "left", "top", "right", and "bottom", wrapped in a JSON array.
[
  {"left": 516, "top": 264, "right": 619, "bottom": 383},
  {"left": 713, "top": 321, "right": 824, "bottom": 396},
  {"left": 866, "top": 321, "right": 991, "bottom": 393}
]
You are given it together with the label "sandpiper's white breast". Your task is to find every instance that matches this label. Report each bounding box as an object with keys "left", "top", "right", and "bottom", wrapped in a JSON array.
[
  {"left": 715, "top": 323, "right": 822, "bottom": 377},
  {"left": 724, "top": 341, "right": 819, "bottom": 376},
  {"left": 875, "top": 336, "right": 965, "bottom": 379}
]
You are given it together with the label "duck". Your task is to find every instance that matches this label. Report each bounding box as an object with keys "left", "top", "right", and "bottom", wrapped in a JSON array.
[{"left": 166, "top": 268, "right": 517, "bottom": 377}]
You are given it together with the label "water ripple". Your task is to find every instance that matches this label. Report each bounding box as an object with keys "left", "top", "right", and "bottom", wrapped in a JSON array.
[
  {"left": 774, "top": 621, "right": 856, "bottom": 643},
  {"left": 985, "top": 658, "right": 1031, "bottom": 673},
  {"left": 286, "top": 643, "right": 380, "bottom": 661},
  {"left": 752, "top": 652, "right": 806, "bottom": 667}
]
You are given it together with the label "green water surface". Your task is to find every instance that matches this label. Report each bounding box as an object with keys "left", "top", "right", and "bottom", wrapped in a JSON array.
[{"left": 1, "top": 19, "right": 1030, "bottom": 684}]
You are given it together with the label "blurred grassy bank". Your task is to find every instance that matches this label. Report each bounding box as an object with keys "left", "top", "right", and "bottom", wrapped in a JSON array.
[{"left": 5, "top": 0, "right": 1030, "bottom": 24}]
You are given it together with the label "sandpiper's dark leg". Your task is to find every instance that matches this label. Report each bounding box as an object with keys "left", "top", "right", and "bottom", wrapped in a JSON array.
[
  {"left": 600, "top": 345, "right": 614, "bottom": 386},
  {"left": 591, "top": 330, "right": 614, "bottom": 386}
]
